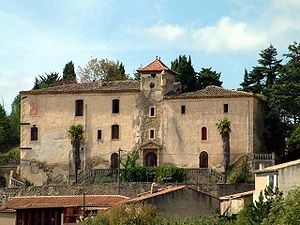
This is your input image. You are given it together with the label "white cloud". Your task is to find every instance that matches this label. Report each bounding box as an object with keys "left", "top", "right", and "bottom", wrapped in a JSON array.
[
  {"left": 145, "top": 24, "right": 184, "bottom": 42},
  {"left": 192, "top": 17, "right": 266, "bottom": 52}
]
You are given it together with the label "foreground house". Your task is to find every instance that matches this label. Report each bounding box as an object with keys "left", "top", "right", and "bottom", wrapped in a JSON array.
[
  {"left": 127, "top": 185, "right": 219, "bottom": 218},
  {"left": 254, "top": 159, "right": 300, "bottom": 201},
  {"left": 19, "top": 58, "right": 265, "bottom": 185},
  {"left": 3, "top": 195, "right": 128, "bottom": 225}
]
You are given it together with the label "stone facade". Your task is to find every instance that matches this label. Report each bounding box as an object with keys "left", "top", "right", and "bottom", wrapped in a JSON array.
[{"left": 19, "top": 58, "right": 265, "bottom": 186}]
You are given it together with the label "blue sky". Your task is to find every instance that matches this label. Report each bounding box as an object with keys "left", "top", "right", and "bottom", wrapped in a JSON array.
[{"left": 1, "top": 0, "right": 300, "bottom": 112}]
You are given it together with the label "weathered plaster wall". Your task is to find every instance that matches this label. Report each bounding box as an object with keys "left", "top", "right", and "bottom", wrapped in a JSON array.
[
  {"left": 163, "top": 97, "right": 256, "bottom": 169},
  {"left": 253, "top": 173, "right": 271, "bottom": 202},
  {"left": 0, "top": 212, "right": 15, "bottom": 225},
  {"left": 278, "top": 165, "right": 300, "bottom": 196}
]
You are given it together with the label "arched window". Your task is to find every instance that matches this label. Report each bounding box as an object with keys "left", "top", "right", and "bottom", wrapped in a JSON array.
[
  {"left": 111, "top": 125, "right": 119, "bottom": 139},
  {"left": 144, "top": 152, "right": 157, "bottom": 167},
  {"left": 112, "top": 99, "right": 119, "bottom": 113},
  {"left": 199, "top": 151, "right": 208, "bottom": 168},
  {"left": 201, "top": 127, "right": 207, "bottom": 140},
  {"left": 111, "top": 153, "right": 119, "bottom": 169},
  {"left": 31, "top": 126, "right": 38, "bottom": 141}
]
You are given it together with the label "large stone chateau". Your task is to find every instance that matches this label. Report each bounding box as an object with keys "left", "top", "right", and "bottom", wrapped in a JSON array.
[{"left": 20, "top": 58, "right": 265, "bottom": 185}]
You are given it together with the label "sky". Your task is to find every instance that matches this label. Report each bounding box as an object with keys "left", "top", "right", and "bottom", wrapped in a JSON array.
[{"left": 1, "top": 0, "right": 300, "bottom": 112}]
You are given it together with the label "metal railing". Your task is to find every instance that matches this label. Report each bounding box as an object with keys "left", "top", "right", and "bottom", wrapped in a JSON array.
[{"left": 9, "top": 177, "right": 25, "bottom": 188}]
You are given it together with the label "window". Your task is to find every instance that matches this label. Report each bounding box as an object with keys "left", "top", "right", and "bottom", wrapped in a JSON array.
[
  {"left": 268, "top": 174, "right": 278, "bottom": 189},
  {"left": 112, "top": 99, "right": 119, "bottom": 114},
  {"left": 149, "top": 107, "right": 156, "bottom": 117},
  {"left": 201, "top": 127, "right": 207, "bottom": 141},
  {"left": 149, "top": 82, "right": 155, "bottom": 89},
  {"left": 149, "top": 129, "right": 155, "bottom": 139},
  {"left": 224, "top": 104, "right": 229, "bottom": 113},
  {"left": 151, "top": 73, "right": 156, "bottom": 78},
  {"left": 199, "top": 151, "right": 208, "bottom": 168},
  {"left": 31, "top": 126, "right": 38, "bottom": 141},
  {"left": 97, "top": 130, "right": 102, "bottom": 140},
  {"left": 75, "top": 100, "right": 83, "bottom": 116},
  {"left": 181, "top": 105, "right": 186, "bottom": 114},
  {"left": 111, "top": 125, "right": 119, "bottom": 139},
  {"left": 111, "top": 153, "right": 119, "bottom": 169}
]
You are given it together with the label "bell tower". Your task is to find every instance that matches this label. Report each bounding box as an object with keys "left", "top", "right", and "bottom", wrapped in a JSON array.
[{"left": 137, "top": 57, "right": 178, "bottom": 95}]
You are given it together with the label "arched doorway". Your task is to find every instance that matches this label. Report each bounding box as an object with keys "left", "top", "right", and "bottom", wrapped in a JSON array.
[
  {"left": 111, "top": 153, "right": 119, "bottom": 169},
  {"left": 144, "top": 152, "right": 157, "bottom": 167},
  {"left": 199, "top": 151, "right": 208, "bottom": 168}
]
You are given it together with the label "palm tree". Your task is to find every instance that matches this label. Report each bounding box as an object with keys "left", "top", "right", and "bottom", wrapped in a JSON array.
[
  {"left": 68, "top": 124, "right": 84, "bottom": 184},
  {"left": 216, "top": 117, "right": 231, "bottom": 171}
]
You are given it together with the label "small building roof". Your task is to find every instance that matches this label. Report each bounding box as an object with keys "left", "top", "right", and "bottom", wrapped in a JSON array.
[
  {"left": 137, "top": 58, "right": 178, "bottom": 76},
  {"left": 20, "top": 80, "right": 140, "bottom": 95},
  {"left": 255, "top": 159, "right": 300, "bottom": 174},
  {"left": 219, "top": 190, "right": 254, "bottom": 200},
  {"left": 164, "top": 85, "right": 256, "bottom": 99},
  {"left": 5, "top": 195, "right": 129, "bottom": 210}
]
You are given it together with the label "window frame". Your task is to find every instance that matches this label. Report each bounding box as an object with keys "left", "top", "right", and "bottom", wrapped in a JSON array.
[
  {"left": 111, "top": 124, "right": 120, "bottom": 140},
  {"left": 31, "top": 126, "right": 38, "bottom": 141},
  {"left": 75, "top": 99, "right": 84, "bottom": 116},
  {"left": 201, "top": 127, "right": 208, "bottom": 141},
  {"left": 223, "top": 104, "right": 229, "bottom": 113},
  {"left": 97, "top": 129, "right": 102, "bottom": 140},
  {"left": 181, "top": 105, "right": 186, "bottom": 114},
  {"left": 149, "top": 106, "right": 156, "bottom": 117},
  {"left": 112, "top": 99, "right": 120, "bottom": 114},
  {"left": 149, "top": 129, "right": 155, "bottom": 139}
]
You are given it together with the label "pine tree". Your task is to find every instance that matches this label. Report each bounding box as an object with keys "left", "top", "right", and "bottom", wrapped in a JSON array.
[
  {"left": 196, "top": 67, "right": 222, "bottom": 90},
  {"left": 0, "top": 104, "right": 11, "bottom": 152},
  {"left": 171, "top": 55, "right": 196, "bottom": 92},
  {"left": 63, "top": 61, "right": 77, "bottom": 83}
]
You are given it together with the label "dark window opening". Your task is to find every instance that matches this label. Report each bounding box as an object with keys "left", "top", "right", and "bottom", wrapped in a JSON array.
[
  {"left": 199, "top": 151, "right": 208, "bottom": 168},
  {"left": 144, "top": 152, "right": 157, "bottom": 167},
  {"left": 201, "top": 127, "right": 207, "bottom": 141},
  {"left": 111, "top": 153, "right": 119, "bottom": 169},
  {"left": 149, "top": 129, "right": 155, "bottom": 139},
  {"left": 111, "top": 125, "right": 119, "bottom": 139},
  {"left": 31, "top": 126, "right": 38, "bottom": 141},
  {"left": 151, "top": 73, "right": 157, "bottom": 78},
  {"left": 224, "top": 104, "right": 229, "bottom": 113},
  {"left": 149, "top": 107, "right": 155, "bottom": 117},
  {"left": 181, "top": 105, "right": 186, "bottom": 114},
  {"left": 97, "top": 130, "right": 102, "bottom": 140},
  {"left": 75, "top": 100, "right": 83, "bottom": 116},
  {"left": 149, "top": 82, "right": 155, "bottom": 89},
  {"left": 112, "top": 99, "right": 120, "bottom": 113}
]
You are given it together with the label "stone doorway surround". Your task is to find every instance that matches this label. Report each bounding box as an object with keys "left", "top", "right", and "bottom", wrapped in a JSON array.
[{"left": 140, "top": 140, "right": 162, "bottom": 167}]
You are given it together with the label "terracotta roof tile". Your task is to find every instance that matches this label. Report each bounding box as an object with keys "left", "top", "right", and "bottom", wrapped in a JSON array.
[
  {"left": 164, "top": 85, "right": 255, "bottom": 99},
  {"left": 137, "top": 58, "right": 178, "bottom": 76},
  {"left": 5, "top": 195, "right": 129, "bottom": 209},
  {"left": 20, "top": 80, "right": 140, "bottom": 95},
  {"left": 127, "top": 185, "right": 186, "bottom": 203}
]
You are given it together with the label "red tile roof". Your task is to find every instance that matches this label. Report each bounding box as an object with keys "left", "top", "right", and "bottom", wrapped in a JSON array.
[
  {"left": 127, "top": 185, "right": 186, "bottom": 203},
  {"left": 164, "top": 85, "right": 256, "bottom": 99},
  {"left": 20, "top": 80, "right": 140, "bottom": 95},
  {"left": 5, "top": 195, "right": 129, "bottom": 210},
  {"left": 137, "top": 58, "right": 178, "bottom": 76}
]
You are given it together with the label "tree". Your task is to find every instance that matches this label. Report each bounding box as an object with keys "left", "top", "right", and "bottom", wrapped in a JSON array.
[
  {"left": 269, "top": 42, "right": 300, "bottom": 124},
  {"left": 240, "top": 44, "right": 282, "bottom": 94},
  {"left": 33, "top": 72, "right": 61, "bottom": 89},
  {"left": 78, "top": 58, "right": 128, "bottom": 82},
  {"left": 171, "top": 55, "right": 197, "bottom": 92},
  {"left": 63, "top": 61, "right": 77, "bottom": 83},
  {"left": 68, "top": 124, "right": 84, "bottom": 184},
  {"left": 0, "top": 103, "right": 11, "bottom": 152},
  {"left": 216, "top": 117, "right": 231, "bottom": 170},
  {"left": 196, "top": 67, "right": 223, "bottom": 90},
  {"left": 9, "top": 95, "right": 20, "bottom": 146}
]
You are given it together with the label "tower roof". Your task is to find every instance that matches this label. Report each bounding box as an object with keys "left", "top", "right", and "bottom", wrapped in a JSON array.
[{"left": 137, "top": 58, "right": 178, "bottom": 76}]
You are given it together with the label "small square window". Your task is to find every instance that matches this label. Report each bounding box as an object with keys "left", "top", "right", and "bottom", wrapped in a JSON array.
[
  {"left": 97, "top": 130, "right": 102, "bottom": 140},
  {"left": 149, "top": 129, "right": 155, "bottom": 139},
  {"left": 149, "top": 107, "right": 156, "bottom": 117},
  {"left": 224, "top": 104, "right": 228, "bottom": 113},
  {"left": 75, "top": 100, "right": 84, "bottom": 116},
  {"left": 181, "top": 105, "right": 186, "bottom": 114},
  {"left": 31, "top": 126, "right": 38, "bottom": 141}
]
